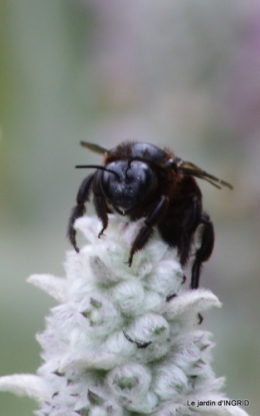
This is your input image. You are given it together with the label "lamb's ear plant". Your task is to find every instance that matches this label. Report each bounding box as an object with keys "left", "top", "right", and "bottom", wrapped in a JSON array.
[{"left": 0, "top": 215, "right": 249, "bottom": 416}]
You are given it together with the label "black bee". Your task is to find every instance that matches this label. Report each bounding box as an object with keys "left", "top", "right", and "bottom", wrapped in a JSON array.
[{"left": 68, "top": 141, "right": 232, "bottom": 290}]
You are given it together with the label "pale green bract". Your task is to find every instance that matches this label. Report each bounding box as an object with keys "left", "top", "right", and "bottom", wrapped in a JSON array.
[{"left": 0, "top": 216, "right": 249, "bottom": 416}]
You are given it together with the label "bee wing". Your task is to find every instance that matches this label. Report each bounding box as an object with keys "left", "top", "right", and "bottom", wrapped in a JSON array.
[
  {"left": 179, "top": 161, "right": 233, "bottom": 190},
  {"left": 80, "top": 141, "right": 108, "bottom": 155}
]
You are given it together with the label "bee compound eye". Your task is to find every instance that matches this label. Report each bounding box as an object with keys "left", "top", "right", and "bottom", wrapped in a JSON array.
[
  {"left": 100, "top": 161, "right": 126, "bottom": 200},
  {"left": 129, "top": 162, "right": 157, "bottom": 200},
  {"left": 101, "top": 170, "right": 117, "bottom": 198}
]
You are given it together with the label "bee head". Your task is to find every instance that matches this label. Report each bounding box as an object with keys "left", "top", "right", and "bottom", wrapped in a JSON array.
[{"left": 101, "top": 160, "right": 157, "bottom": 215}]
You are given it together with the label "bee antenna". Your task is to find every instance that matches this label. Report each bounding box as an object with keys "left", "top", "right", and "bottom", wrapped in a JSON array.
[{"left": 75, "top": 164, "right": 120, "bottom": 179}]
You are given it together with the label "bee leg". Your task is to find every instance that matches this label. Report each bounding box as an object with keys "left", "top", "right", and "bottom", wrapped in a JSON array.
[
  {"left": 68, "top": 173, "right": 95, "bottom": 251},
  {"left": 191, "top": 213, "right": 214, "bottom": 289},
  {"left": 127, "top": 196, "right": 168, "bottom": 266},
  {"left": 180, "top": 195, "right": 201, "bottom": 266},
  {"left": 93, "top": 169, "right": 109, "bottom": 238}
]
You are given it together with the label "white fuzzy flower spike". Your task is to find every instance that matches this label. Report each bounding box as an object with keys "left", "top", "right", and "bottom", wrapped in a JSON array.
[{"left": 0, "top": 215, "right": 250, "bottom": 416}]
